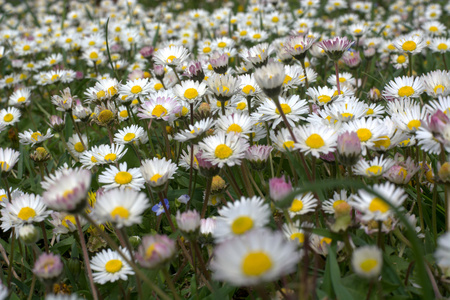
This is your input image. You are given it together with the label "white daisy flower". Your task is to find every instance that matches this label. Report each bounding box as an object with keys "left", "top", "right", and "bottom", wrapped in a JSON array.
[
  {"left": 383, "top": 76, "right": 424, "bottom": 100},
  {"left": 114, "top": 125, "right": 145, "bottom": 145},
  {"left": 352, "top": 246, "right": 383, "bottom": 278},
  {"left": 198, "top": 131, "right": 249, "bottom": 168},
  {"left": 98, "top": 162, "right": 145, "bottom": 191},
  {"left": 0, "top": 107, "right": 21, "bottom": 126},
  {"left": 140, "top": 157, "right": 178, "bottom": 189},
  {"left": 256, "top": 95, "right": 308, "bottom": 129},
  {"left": 0, "top": 147, "right": 20, "bottom": 173},
  {"left": 393, "top": 35, "right": 426, "bottom": 55},
  {"left": 137, "top": 92, "right": 181, "bottom": 122},
  {"left": 90, "top": 248, "right": 134, "bottom": 284},
  {"left": 391, "top": 53, "right": 409, "bottom": 70},
  {"left": 67, "top": 134, "right": 88, "bottom": 158},
  {"left": 340, "top": 118, "right": 387, "bottom": 155},
  {"left": 92, "top": 144, "right": 128, "bottom": 165},
  {"left": 207, "top": 73, "right": 241, "bottom": 102},
  {"left": 307, "top": 86, "right": 340, "bottom": 106},
  {"left": 173, "top": 80, "right": 208, "bottom": 103},
  {"left": 353, "top": 155, "right": 395, "bottom": 178},
  {"left": 174, "top": 118, "right": 215, "bottom": 142},
  {"left": 391, "top": 102, "right": 427, "bottom": 133},
  {"left": 19, "top": 129, "right": 54, "bottom": 146},
  {"left": 119, "top": 78, "right": 152, "bottom": 102},
  {"left": 211, "top": 228, "right": 301, "bottom": 286},
  {"left": 288, "top": 192, "right": 318, "bottom": 217},
  {"left": 216, "top": 113, "right": 254, "bottom": 137},
  {"left": 323, "top": 190, "right": 353, "bottom": 215},
  {"left": 294, "top": 124, "right": 337, "bottom": 158},
  {"left": 422, "top": 70, "right": 450, "bottom": 98},
  {"left": 327, "top": 72, "right": 356, "bottom": 87},
  {"left": 238, "top": 74, "right": 262, "bottom": 98},
  {"left": 8, "top": 88, "right": 32, "bottom": 107},
  {"left": 282, "top": 220, "right": 314, "bottom": 245},
  {"left": 324, "top": 97, "right": 367, "bottom": 122},
  {"left": 430, "top": 37, "right": 450, "bottom": 54},
  {"left": 271, "top": 128, "right": 296, "bottom": 152},
  {"left": 153, "top": 45, "right": 190, "bottom": 67}
]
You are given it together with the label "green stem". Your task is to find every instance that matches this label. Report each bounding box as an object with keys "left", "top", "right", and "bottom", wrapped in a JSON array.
[
  {"left": 6, "top": 228, "right": 15, "bottom": 288},
  {"left": 162, "top": 268, "right": 181, "bottom": 300}
]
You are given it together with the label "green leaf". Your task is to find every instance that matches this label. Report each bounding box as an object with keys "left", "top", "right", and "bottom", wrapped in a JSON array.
[{"left": 327, "top": 245, "right": 354, "bottom": 300}]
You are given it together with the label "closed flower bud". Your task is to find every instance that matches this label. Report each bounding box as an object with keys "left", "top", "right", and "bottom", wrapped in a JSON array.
[
  {"left": 67, "top": 258, "right": 81, "bottom": 278},
  {"left": 129, "top": 236, "right": 142, "bottom": 248},
  {"left": 269, "top": 176, "right": 292, "bottom": 202},
  {"left": 439, "top": 162, "right": 450, "bottom": 182},
  {"left": 19, "top": 225, "right": 39, "bottom": 245},
  {"left": 198, "top": 102, "right": 211, "bottom": 115},
  {"left": 368, "top": 87, "right": 382, "bottom": 102},
  {"left": 210, "top": 51, "right": 229, "bottom": 74},
  {"left": 336, "top": 131, "right": 361, "bottom": 166},
  {"left": 33, "top": 253, "right": 63, "bottom": 282},
  {"left": 135, "top": 234, "right": 176, "bottom": 269},
  {"left": 176, "top": 210, "right": 201, "bottom": 239},
  {"left": 49, "top": 115, "right": 65, "bottom": 132}
]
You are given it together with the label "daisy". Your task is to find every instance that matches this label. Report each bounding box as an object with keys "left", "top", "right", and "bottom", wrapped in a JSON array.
[
  {"left": 353, "top": 155, "right": 395, "bottom": 178},
  {"left": 0, "top": 107, "right": 21, "bottom": 126},
  {"left": 216, "top": 113, "right": 254, "bottom": 136},
  {"left": 288, "top": 192, "right": 318, "bottom": 217},
  {"left": 140, "top": 157, "right": 178, "bottom": 189},
  {"left": 327, "top": 72, "right": 356, "bottom": 87},
  {"left": 239, "top": 74, "right": 262, "bottom": 98},
  {"left": 19, "top": 129, "right": 54, "bottom": 146},
  {"left": 114, "top": 125, "right": 145, "bottom": 145},
  {"left": 393, "top": 35, "right": 426, "bottom": 55},
  {"left": 349, "top": 182, "right": 407, "bottom": 222},
  {"left": 67, "top": 134, "right": 88, "bottom": 158},
  {"left": 294, "top": 124, "right": 337, "bottom": 158},
  {"left": 271, "top": 128, "right": 296, "bottom": 152},
  {"left": 254, "top": 62, "right": 285, "bottom": 98},
  {"left": 93, "top": 189, "right": 150, "bottom": 228},
  {"left": 284, "top": 35, "right": 317, "bottom": 60},
  {"left": 0, "top": 147, "right": 20, "bottom": 173},
  {"left": 391, "top": 102, "right": 427, "bottom": 133},
  {"left": 430, "top": 38, "right": 450, "bottom": 54},
  {"left": 0, "top": 194, "right": 51, "bottom": 232},
  {"left": 240, "top": 43, "right": 273, "bottom": 68},
  {"left": 298, "top": 67, "right": 318, "bottom": 87},
  {"left": 307, "top": 86, "right": 340, "bottom": 106},
  {"left": 324, "top": 98, "right": 367, "bottom": 122},
  {"left": 282, "top": 65, "right": 303, "bottom": 91},
  {"left": 371, "top": 117, "right": 408, "bottom": 152},
  {"left": 179, "top": 145, "right": 200, "bottom": 171},
  {"left": 90, "top": 248, "right": 134, "bottom": 284},
  {"left": 9, "top": 88, "right": 32, "bottom": 107},
  {"left": 317, "top": 36, "right": 354, "bottom": 61},
  {"left": 340, "top": 118, "right": 387, "bottom": 155},
  {"left": 135, "top": 234, "right": 176, "bottom": 269},
  {"left": 119, "top": 78, "right": 152, "bottom": 102},
  {"left": 352, "top": 246, "right": 383, "bottom": 279},
  {"left": 322, "top": 190, "right": 353, "bottom": 215},
  {"left": 282, "top": 220, "right": 314, "bottom": 245},
  {"left": 92, "top": 144, "right": 128, "bottom": 165},
  {"left": 391, "top": 54, "right": 409, "bottom": 69},
  {"left": 173, "top": 80, "right": 207, "bottom": 103},
  {"left": 207, "top": 74, "right": 241, "bottom": 102},
  {"left": 256, "top": 95, "right": 308, "bottom": 129},
  {"left": 211, "top": 228, "right": 301, "bottom": 286},
  {"left": 137, "top": 92, "right": 181, "bottom": 122},
  {"left": 153, "top": 45, "right": 190, "bottom": 67},
  {"left": 213, "top": 196, "right": 270, "bottom": 242},
  {"left": 174, "top": 118, "right": 215, "bottom": 142},
  {"left": 98, "top": 162, "right": 145, "bottom": 191},
  {"left": 422, "top": 70, "right": 450, "bottom": 98},
  {"left": 198, "top": 131, "right": 249, "bottom": 168}
]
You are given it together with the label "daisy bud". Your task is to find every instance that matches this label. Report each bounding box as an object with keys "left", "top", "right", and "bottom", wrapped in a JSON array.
[
  {"left": 438, "top": 162, "right": 450, "bottom": 182},
  {"left": 351, "top": 246, "right": 382, "bottom": 279},
  {"left": 269, "top": 176, "right": 292, "bottom": 202},
  {"left": 364, "top": 47, "right": 376, "bottom": 58},
  {"left": 129, "top": 236, "right": 142, "bottom": 248},
  {"left": 153, "top": 64, "right": 165, "bottom": 81},
  {"left": 254, "top": 61, "right": 285, "bottom": 98},
  {"left": 196, "top": 150, "right": 220, "bottom": 177},
  {"left": 49, "top": 115, "right": 65, "bottom": 132},
  {"left": 342, "top": 51, "right": 361, "bottom": 69},
  {"left": 18, "top": 224, "right": 39, "bottom": 245},
  {"left": 428, "top": 110, "right": 449, "bottom": 134},
  {"left": 67, "top": 258, "right": 81, "bottom": 278},
  {"left": 198, "top": 102, "right": 211, "bottom": 115},
  {"left": 184, "top": 61, "right": 205, "bottom": 82},
  {"left": 135, "top": 234, "right": 176, "bottom": 269},
  {"left": 33, "top": 253, "right": 64, "bottom": 282},
  {"left": 317, "top": 37, "right": 354, "bottom": 61},
  {"left": 199, "top": 217, "right": 216, "bottom": 244},
  {"left": 30, "top": 147, "right": 51, "bottom": 162},
  {"left": 368, "top": 87, "right": 382, "bottom": 102},
  {"left": 211, "top": 175, "right": 227, "bottom": 192},
  {"left": 210, "top": 51, "right": 229, "bottom": 74},
  {"left": 139, "top": 46, "right": 154, "bottom": 58},
  {"left": 336, "top": 131, "right": 361, "bottom": 166},
  {"left": 245, "top": 145, "right": 273, "bottom": 171},
  {"left": 176, "top": 210, "right": 201, "bottom": 239}
]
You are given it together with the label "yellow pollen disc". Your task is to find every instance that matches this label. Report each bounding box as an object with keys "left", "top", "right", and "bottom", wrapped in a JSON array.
[
  {"left": 333, "top": 200, "right": 346, "bottom": 209},
  {"left": 275, "top": 103, "right": 292, "bottom": 115},
  {"left": 320, "top": 237, "right": 332, "bottom": 246},
  {"left": 402, "top": 41, "right": 417, "bottom": 52},
  {"left": 387, "top": 44, "right": 396, "bottom": 50},
  {"left": 373, "top": 136, "right": 391, "bottom": 148},
  {"left": 131, "top": 85, "right": 142, "bottom": 94},
  {"left": 294, "top": 44, "right": 304, "bottom": 51},
  {"left": 166, "top": 55, "right": 177, "bottom": 63},
  {"left": 318, "top": 95, "right": 332, "bottom": 103},
  {"left": 150, "top": 173, "right": 162, "bottom": 183},
  {"left": 398, "top": 86, "right": 414, "bottom": 97},
  {"left": 98, "top": 110, "right": 114, "bottom": 123},
  {"left": 89, "top": 52, "right": 98, "bottom": 60},
  {"left": 123, "top": 133, "right": 136, "bottom": 142},
  {"left": 5, "top": 78, "right": 14, "bottom": 84},
  {"left": 366, "top": 108, "right": 374, "bottom": 115},
  {"left": 18, "top": 207, "right": 36, "bottom": 220},
  {"left": 290, "top": 199, "right": 304, "bottom": 212},
  {"left": 51, "top": 74, "right": 59, "bottom": 81},
  {"left": 128, "top": 37, "right": 133, "bottom": 42},
  {"left": 341, "top": 112, "right": 354, "bottom": 118},
  {"left": 217, "top": 85, "right": 230, "bottom": 95},
  {"left": 114, "top": 171, "right": 133, "bottom": 185},
  {"left": 50, "top": 59, "right": 56, "bottom": 64},
  {"left": 3, "top": 113, "right": 13, "bottom": 122},
  {"left": 356, "top": 128, "right": 372, "bottom": 142},
  {"left": 31, "top": 132, "right": 42, "bottom": 141},
  {"left": 237, "top": 102, "right": 247, "bottom": 110},
  {"left": 283, "top": 141, "right": 295, "bottom": 150},
  {"left": 339, "top": 77, "right": 346, "bottom": 83},
  {"left": 283, "top": 75, "right": 292, "bottom": 85},
  {"left": 97, "top": 90, "right": 106, "bottom": 98},
  {"left": 145, "top": 244, "right": 156, "bottom": 258},
  {"left": 369, "top": 197, "right": 389, "bottom": 213},
  {"left": 0, "top": 194, "right": 7, "bottom": 201},
  {"left": 354, "top": 29, "right": 362, "bottom": 34},
  {"left": 66, "top": 38, "right": 72, "bottom": 43},
  {"left": 231, "top": 216, "right": 254, "bottom": 234},
  {"left": 181, "top": 106, "right": 189, "bottom": 116},
  {"left": 111, "top": 206, "right": 130, "bottom": 219},
  {"left": 152, "top": 104, "right": 168, "bottom": 118},
  {"left": 397, "top": 167, "right": 408, "bottom": 180},
  {"left": 434, "top": 85, "right": 445, "bottom": 94},
  {"left": 108, "top": 86, "right": 118, "bottom": 96},
  {"left": 429, "top": 26, "right": 438, "bottom": 32},
  {"left": 184, "top": 88, "right": 199, "bottom": 99},
  {"left": 360, "top": 259, "right": 378, "bottom": 272},
  {"left": 105, "top": 259, "right": 123, "bottom": 273},
  {"left": 253, "top": 33, "right": 261, "bottom": 39},
  {"left": 104, "top": 153, "right": 117, "bottom": 161},
  {"left": 227, "top": 123, "right": 243, "bottom": 133},
  {"left": 0, "top": 161, "right": 9, "bottom": 170},
  {"left": 242, "top": 252, "right": 272, "bottom": 276},
  {"left": 23, "top": 45, "right": 30, "bottom": 51},
  {"left": 407, "top": 119, "right": 421, "bottom": 131},
  {"left": 74, "top": 142, "right": 84, "bottom": 153},
  {"left": 242, "top": 85, "right": 255, "bottom": 94},
  {"left": 397, "top": 55, "right": 406, "bottom": 64},
  {"left": 290, "top": 232, "right": 305, "bottom": 243},
  {"left": 203, "top": 46, "right": 211, "bottom": 53},
  {"left": 91, "top": 156, "right": 97, "bottom": 163},
  {"left": 154, "top": 83, "right": 163, "bottom": 91},
  {"left": 239, "top": 31, "right": 247, "bottom": 36},
  {"left": 215, "top": 144, "right": 233, "bottom": 159},
  {"left": 119, "top": 110, "right": 128, "bottom": 118},
  {"left": 366, "top": 165, "right": 382, "bottom": 176},
  {"left": 272, "top": 16, "right": 279, "bottom": 22},
  {"left": 61, "top": 215, "right": 76, "bottom": 228},
  {"left": 217, "top": 42, "right": 226, "bottom": 48},
  {"left": 305, "top": 134, "right": 325, "bottom": 149},
  {"left": 437, "top": 43, "right": 448, "bottom": 51}
]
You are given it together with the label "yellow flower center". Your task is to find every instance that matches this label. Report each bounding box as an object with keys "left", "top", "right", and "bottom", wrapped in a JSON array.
[
  {"left": 434, "top": 85, "right": 445, "bottom": 94},
  {"left": 387, "top": 44, "right": 396, "bottom": 50},
  {"left": 51, "top": 74, "right": 59, "bottom": 81},
  {"left": 97, "top": 90, "right": 106, "bottom": 98},
  {"left": 91, "top": 156, "right": 97, "bottom": 163},
  {"left": 318, "top": 95, "right": 332, "bottom": 103},
  {"left": 227, "top": 123, "right": 243, "bottom": 133},
  {"left": 333, "top": 200, "right": 346, "bottom": 209},
  {"left": 218, "top": 42, "right": 226, "bottom": 48},
  {"left": 152, "top": 105, "right": 168, "bottom": 118},
  {"left": 402, "top": 41, "right": 417, "bottom": 52},
  {"left": 114, "top": 171, "right": 132, "bottom": 184},
  {"left": 366, "top": 165, "right": 382, "bottom": 176},
  {"left": 283, "top": 141, "right": 295, "bottom": 150},
  {"left": 203, "top": 46, "right": 211, "bottom": 53},
  {"left": 74, "top": 142, "right": 84, "bottom": 153},
  {"left": 23, "top": 45, "right": 30, "bottom": 51},
  {"left": 398, "top": 86, "right": 414, "bottom": 97},
  {"left": 131, "top": 85, "right": 142, "bottom": 94},
  {"left": 105, "top": 259, "right": 123, "bottom": 273},
  {"left": 275, "top": 103, "right": 292, "bottom": 115},
  {"left": 154, "top": 83, "right": 163, "bottom": 91},
  {"left": 166, "top": 55, "right": 177, "bottom": 63},
  {"left": 290, "top": 199, "right": 304, "bottom": 212},
  {"left": 366, "top": 108, "right": 374, "bottom": 115},
  {"left": 0, "top": 161, "right": 9, "bottom": 170},
  {"left": 290, "top": 232, "right": 305, "bottom": 243},
  {"left": 98, "top": 110, "right": 114, "bottom": 123},
  {"left": 437, "top": 43, "right": 448, "bottom": 51},
  {"left": 145, "top": 244, "right": 156, "bottom": 258},
  {"left": 0, "top": 194, "right": 7, "bottom": 201},
  {"left": 339, "top": 77, "right": 346, "bottom": 83},
  {"left": 110, "top": 206, "right": 130, "bottom": 219},
  {"left": 215, "top": 144, "right": 233, "bottom": 159},
  {"left": 373, "top": 136, "right": 391, "bottom": 148},
  {"left": 120, "top": 110, "right": 128, "bottom": 118},
  {"left": 104, "top": 153, "right": 117, "bottom": 162},
  {"left": 61, "top": 215, "right": 76, "bottom": 228},
  {"left": 253, "top": 33, "right": 261, "bottom": 39},
  {"left": 3, "top": 113, "right": 13, "bottom": 122},
  {"left": 320, "top": 237, "right": 332, "bottom": 246},
  {"left": 341, "top": 112, "right": 354, "bottom": 119},
  {"left": 231, "top": 216, "right": 254, "bottom": 234},
  {"left": 283, "top": 75, "right": 292, "bottom": 85},
  {"left": 242, "top": 252, "right": 272, "bottom": 276},
  {"left": 150, "top": 173, "right": 162, "bottom": 183},
  {"left": 429, "top": 26, "right": 438, "bottom": 32},
  {"left": 396, "top": 55, "right": 406, "bottom": 64},
  {"left": 18, "top": 207, "right": 36, "bottom": 220},
  {"left": 360, "top": 259, "right": 378, "bottom": 272},
  {"left": 108, "top": 86, "right": 118, "bottom": 96},
  {"left": 356, "top": 128, "right": 372, "bottom": 142},
  {"left": 123, "top": 133, "right": 136, "bottom": 142},
  {"left": 239, "top": 31, "right": 247, "bottom": 36},
  {"left": 242, "top": 85, "right": 255, "bottom": 94},
  {"left": 31, "top": 132, "right": 42, "bottom": 141},
  {"left": 184, "top": 88, "right": 199, "bottom": 99},
  {"left": 369, "top": 197, "right": 389, "bottom": 213},
  {"left": 236, "top": 102, "right": 247, "bottom": 110},
  {"left": 89, "top": 52, "right": 98, "bottom": 60},
  {"left": 305, "top": 134, "right": 325, "bottom": 149},
  {"left": 272, "top": 16, "right": 279, "bottom": 22},
  {"left": 407, "top": 119, "right": 421, "bottom": 131}
]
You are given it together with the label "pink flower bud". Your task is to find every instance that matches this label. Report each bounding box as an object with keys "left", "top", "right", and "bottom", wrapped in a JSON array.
[{"left": 269, "top": 176, "right": 292, "bottom": 201}]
